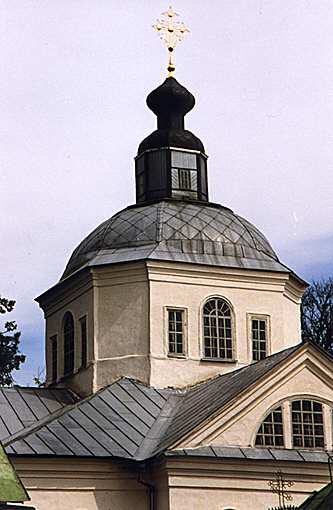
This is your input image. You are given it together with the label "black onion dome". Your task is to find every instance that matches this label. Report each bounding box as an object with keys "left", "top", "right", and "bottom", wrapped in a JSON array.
[
  {"left": 138, "top": 128, "right": 204, "bottom": 153},
  {"left": 147, "top": 77, "right": 195, "bottom": 119},
  {"left": 138, "top": 77, "right": 205, "bottom": 154},
  {"left": 61, "top": 201, "right": 285, "bottom": 281}
]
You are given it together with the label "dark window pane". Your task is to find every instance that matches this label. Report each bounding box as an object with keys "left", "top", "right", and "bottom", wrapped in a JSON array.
[
  {"left": 51, "top": 335, "right": 57, "bottom": 382},
  {"left": 303, "top": 400, "right": 311, "bottom": 411},
  {"left": 275, "top": 436, "right": 284, "bottom": 446},
  {"left": 80, "top": 316, "right": 87, "bottom": 369},
  {"left": 63, "top": 312, "right": 74, "bottom": 376}
]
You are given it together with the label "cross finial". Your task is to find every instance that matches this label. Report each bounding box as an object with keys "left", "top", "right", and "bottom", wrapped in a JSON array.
[
  {"left": 268, "top": 471, "right": 294, "bottom": 507},
  {"left": 153, "top": 6, "right": 189, "bottom": 77}
]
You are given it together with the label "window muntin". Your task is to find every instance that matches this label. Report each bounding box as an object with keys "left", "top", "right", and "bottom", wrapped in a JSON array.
[
  {"left": 168, "top": 309, "right": 185, "bottom": 356},
  {"left": 50, "top": 335, "right": 57, "bottom": 382},
  {"left": 80, "top": 316, "right": 87, "bottom": 368},
  {"left": 203, "top": 298, "right": 233, "bottom": 360},
  {"left": 63, "top": 312, "right": 75, "bottom": 376},
  {"left": 292, "top": 400, "right": 324, "bottom": 448},
  {"left": 171, "top": 150, "right": 197, "bottom": 169},
  {"left": 255, "top": 407, "right": 284, "bottom": 447},
  {"left": 251, "top": 317, "right": 268, "bottom": 361}
]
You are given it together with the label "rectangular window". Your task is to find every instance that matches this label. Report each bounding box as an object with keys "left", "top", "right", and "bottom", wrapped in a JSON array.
[
  {"left": 80, "top": 316, "right": 88, "bottom": 368},
  {"left": 50, "top": 335, "right": 57, "bottom": 382},
  {"left": 250, "top": 316, "right": 269, "bottom": 361},
  {"left": 171, "top": 150, "right": 198, "bottom": 199},
  {"left": 167, "top": 309, "right": 185, "bottom": 356},
  {"left": 171, "top": 150, "right": 197, "bottom": 169}
]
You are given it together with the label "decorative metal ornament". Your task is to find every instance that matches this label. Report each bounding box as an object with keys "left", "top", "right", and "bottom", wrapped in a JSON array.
[
  {"left": 153, "top": 6, "right": 189, "bottom": 76},
  {"left": 268, "top": 471, "right": 294, "bottom": 508}
]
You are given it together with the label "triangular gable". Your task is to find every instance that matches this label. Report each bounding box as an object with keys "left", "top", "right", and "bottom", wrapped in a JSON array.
[
  {"left": 0, "top": 442, "right": 29, "bottom": 503},
  {"left": 171, "top": 342, "right": 333, "bottom": 450}
]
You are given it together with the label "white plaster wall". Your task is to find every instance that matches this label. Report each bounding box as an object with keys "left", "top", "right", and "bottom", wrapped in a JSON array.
[
  {"left": 168, "top": 485, "right": 320, "bottom": 510},
  {"left": 176, "top": 346, "right": 333, "bottom": 451},
  {"left": 94, "top": 264, "right": 150, "bottom": 387},
  {"left": 96, "top": 281, "right": 149, "bottom": 359},
  {"left": 44, "top": 282, "right": 94, "bottom": 393},
  {"left": 148, "top": 262, "right": 303, "bottom": 387},
  {"left": 165, "top": 459, "right": 329, "bottom": 510},
  {"left": 41, "top": 260, "right": 304, "bottom": 393},
  {"left": 14, "top": 458, "right": 148, "bottom": 510},
  {"left": 283, "top": 296, "right": 302, "bottom": 346},
  {"left": 210, "top": 364, "right": 333, "bottom": 448}
]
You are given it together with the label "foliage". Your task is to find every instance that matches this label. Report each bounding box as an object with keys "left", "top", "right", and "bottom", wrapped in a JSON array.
[
  {"left": 0, "top": 296, "right": 26, "bottom": 386},
  {"left": 301, "top": 278, "right": 333, "bottom": 353}
]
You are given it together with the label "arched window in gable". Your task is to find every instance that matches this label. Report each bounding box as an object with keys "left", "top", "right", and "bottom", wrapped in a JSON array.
[
  {"left": 291, "top": 400, "right": 324, "bottom": 448},
  {"left": 63, "top": 312, "right": 75, "bottom": 376},
  {"left": 203, "top": 297, "right": 234, "bottom": 360},
  {"left": 255, "top": 406, "right": 284, "bottom": 447}
]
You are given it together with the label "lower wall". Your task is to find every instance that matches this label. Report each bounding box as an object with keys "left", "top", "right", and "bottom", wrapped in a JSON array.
[
  {"left": 164, "top": 457, "right": 330, "bottom": 510},
  {"left": 13, "top": 458, "right": 148, "bottom": 510},
  {"left": 11, "top": 456, "right": 330, "bottom": 510}
]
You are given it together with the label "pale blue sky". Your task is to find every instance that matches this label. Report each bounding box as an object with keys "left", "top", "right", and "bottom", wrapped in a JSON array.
[{"left": 1, "top": 0, "right": 332, "bottom": 385}]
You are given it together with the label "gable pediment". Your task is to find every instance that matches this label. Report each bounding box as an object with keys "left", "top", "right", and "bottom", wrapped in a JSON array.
[{"left": 174, "top": 343, "right": 333, "bottom": 450}]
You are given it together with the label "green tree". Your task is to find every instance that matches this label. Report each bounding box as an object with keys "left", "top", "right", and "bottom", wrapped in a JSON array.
[
  {"left": 0, "top": 297, "right": 26, "bottom": 386},
  {"left": 301, "top": 278, "right": 333, "bottom": 353}
]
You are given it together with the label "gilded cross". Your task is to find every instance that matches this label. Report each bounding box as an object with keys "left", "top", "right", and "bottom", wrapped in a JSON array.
[
  {"left": 268, "top": 471, "right": 294, "bottom": 508},
  {"left": 153, "top": 6, "right": 189, "bottom": 76}
]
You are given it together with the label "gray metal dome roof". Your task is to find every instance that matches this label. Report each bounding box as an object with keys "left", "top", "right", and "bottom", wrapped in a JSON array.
[{"left": 61, "top": 200, "right": 287, "bottom": 281}]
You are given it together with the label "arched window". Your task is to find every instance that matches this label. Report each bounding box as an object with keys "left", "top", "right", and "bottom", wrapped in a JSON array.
[
  {"left": 63, "top": 312, "right": 75, "bottom": 376},
  {"left": 203, "top": 298, "right": 233, "bottom": 360},
  {"left": 291, "top": 400, "right": 324, "bottom": 448},
  {"left": 255, "top": 406, "right": 284, "bottom": 447}
]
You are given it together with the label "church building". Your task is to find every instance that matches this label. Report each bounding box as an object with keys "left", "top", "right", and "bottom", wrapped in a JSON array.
[{"left": 1, "top": 8, "right": 332, "bottom": 510}]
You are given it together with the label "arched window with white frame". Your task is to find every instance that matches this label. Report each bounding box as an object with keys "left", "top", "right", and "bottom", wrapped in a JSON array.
[
  {"left": 202, "top": 297, "right": 234, "bottom": 360},
  {"left": 255, "top": 398, "right": 328, "bottom": 450}
]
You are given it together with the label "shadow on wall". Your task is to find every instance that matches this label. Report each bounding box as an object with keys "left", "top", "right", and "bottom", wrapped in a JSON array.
[{"left": 94, "top": 489, "right": 148, "bottom": 510}]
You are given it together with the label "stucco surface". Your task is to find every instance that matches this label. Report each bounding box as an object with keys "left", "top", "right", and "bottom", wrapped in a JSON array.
[{"left": 148, "top": 262, "right": 303, "bottom": 387}]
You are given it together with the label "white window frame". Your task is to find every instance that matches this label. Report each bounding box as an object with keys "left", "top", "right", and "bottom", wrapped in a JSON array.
[
  {"left": 254, "top": 397, "right": 333, "bottom": 451},
  {"left": 201, "top": 296, "right": 236, "bottom": 362},
  {"left": 247, "top": 313, "right": 271, "bottom": 362},
  {"left": 165, "top": 307, "right": 188, "bottom": 358}
]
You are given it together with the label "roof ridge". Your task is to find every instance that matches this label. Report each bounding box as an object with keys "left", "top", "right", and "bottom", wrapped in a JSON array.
[{"left": 134, "top": 392, "right": 185, "bottom": 461}]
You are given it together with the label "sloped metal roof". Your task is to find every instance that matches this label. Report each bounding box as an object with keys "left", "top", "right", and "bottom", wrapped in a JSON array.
[
  {"left": 165, "top": 446, "right": 331, "bottom": 464},
  {"left": 138, "top": 345, "right": 301, "bottom": 459},
  {"left": 4, "top": 380, "right": 174, "bottom": 459},
  {"left": 0, "top": 387, "right": 78, "bottom": 443},
  {"left": 3, "top": 345, "right": 308, "bottom": 460},
  {"left": 61, "top": 200, "right": 287, "bottom": 281}
]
